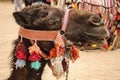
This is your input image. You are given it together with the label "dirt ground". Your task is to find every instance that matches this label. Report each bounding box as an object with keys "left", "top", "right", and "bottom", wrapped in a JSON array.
[{"left": 0, "top": 2, "right": 120, "bottom": 80}]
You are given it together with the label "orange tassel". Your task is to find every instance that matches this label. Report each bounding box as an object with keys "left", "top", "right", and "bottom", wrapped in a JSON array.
[
  {"left": 28, "top": 41, "right": 48, "bottom": 58},
  {"left": 70, "top": 45, "right": 79, "bottom": 63},
  {"left": 50, "top": 47, "right": 57, "bottom": 58},
  {"left": 50, "top": 44, "right": 65, "bottom": 58},
  {"left": 59, "top": 47, "right": 65, "bottom": 56}
]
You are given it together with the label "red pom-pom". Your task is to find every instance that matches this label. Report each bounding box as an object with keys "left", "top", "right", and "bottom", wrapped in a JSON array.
[
  {"left": 29, "top": 52, "right": 41, "bottom": 62},
  {"left": 103, "top": 43, "right": 108, "bottom": 50},
  {"left": 15, "top": 50, "right": 27, "bottom": 59}
]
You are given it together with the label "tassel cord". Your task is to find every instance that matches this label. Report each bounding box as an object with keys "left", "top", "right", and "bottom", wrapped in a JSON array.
[{"left": 65, "top": 59, "right": 69, "bottom": 80}]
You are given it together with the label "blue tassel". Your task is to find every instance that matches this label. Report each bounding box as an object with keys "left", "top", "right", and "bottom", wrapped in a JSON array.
[
  {"left": 15, "top": 59, "right": 26, "bottom": 69},
  {"left": 30, "top": 61, "right": 41, "bottom": 70}
]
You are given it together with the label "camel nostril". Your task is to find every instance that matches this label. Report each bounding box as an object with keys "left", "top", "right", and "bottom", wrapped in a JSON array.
[{"left": 106, "top": 36, "right": 110, "bottom": 40}]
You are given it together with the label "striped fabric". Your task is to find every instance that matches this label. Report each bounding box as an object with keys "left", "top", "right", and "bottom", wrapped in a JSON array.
[
  {"left": 82, "top": 0, "right": 115, "bottom": 8},
  {"left": 77, "top": 0, "right": 118, "bottom": 28},
  {"left": 78, "top": 0, "right": 117, "bottom": 12}
]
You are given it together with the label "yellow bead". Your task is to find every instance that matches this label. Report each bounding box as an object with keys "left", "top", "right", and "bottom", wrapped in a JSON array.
[{"left": 91, "top": 44, "right": 97, "bottom": 48}]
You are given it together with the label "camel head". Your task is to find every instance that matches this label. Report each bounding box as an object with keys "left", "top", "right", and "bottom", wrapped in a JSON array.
[{"left": 13, "top": 4, "right": 109, "bottom": 49}]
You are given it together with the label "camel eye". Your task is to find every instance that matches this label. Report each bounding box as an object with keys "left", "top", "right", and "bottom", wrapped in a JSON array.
[
  {"left": 92, "top": 18, "right": 100, "bottom": 23},
  {"left": 38, "top": 12, "right": 48, "bottom": 17}
]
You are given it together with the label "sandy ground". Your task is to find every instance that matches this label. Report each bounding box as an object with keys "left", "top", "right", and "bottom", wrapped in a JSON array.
[{"left": 0, "top": 2, "right": 120, "bottom": 80}]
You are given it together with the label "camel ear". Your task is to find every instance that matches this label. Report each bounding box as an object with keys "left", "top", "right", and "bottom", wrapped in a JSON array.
[{"left": 13, "top": 12, "right": 32, "bottom": 27}]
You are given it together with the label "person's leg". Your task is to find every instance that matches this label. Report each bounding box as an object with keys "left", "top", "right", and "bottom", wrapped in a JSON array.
[
  {"left": 14, "top": 0, "right": 18, "bottom": 11},
  {"left": 18, "top": 0, "right": 22, "bottom": 11}
]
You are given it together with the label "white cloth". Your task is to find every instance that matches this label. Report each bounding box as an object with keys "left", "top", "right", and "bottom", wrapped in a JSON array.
[{"left": 32, "top": 1, "right": 43, "bottom": 5}]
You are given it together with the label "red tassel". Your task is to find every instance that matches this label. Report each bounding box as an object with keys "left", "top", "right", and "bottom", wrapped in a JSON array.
[
  {"left": 29, "top": 52, "right": 41, "bottom": 62},
  {"left": 15, "top": 39, "right": 27, "bottom": 69},
  {"left": 70, "top": 45, "right": 79, "bottom": 62},
  {"left": 15, "top": 41, "right": 27, "bottom": 59}
]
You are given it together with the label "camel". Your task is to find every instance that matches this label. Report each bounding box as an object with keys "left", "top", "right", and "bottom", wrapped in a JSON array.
[{"left": 7, "top": 4, "right": 109, "bottom": 80}]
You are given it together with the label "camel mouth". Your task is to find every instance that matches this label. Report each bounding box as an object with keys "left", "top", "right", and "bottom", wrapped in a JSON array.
[
  {"left": 79, "top": 32, "right": 108, "bottom": 46},
  {"left": 66, "top": 34, "right": 107, "bottom": 49},
  {"left": 87, "top": 35, "right": 107, "bottom": 46}
]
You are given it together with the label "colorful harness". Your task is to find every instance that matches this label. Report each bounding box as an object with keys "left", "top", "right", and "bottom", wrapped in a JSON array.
[{"left": 14, "top": 9, "right": 79, "bottom": 80}]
